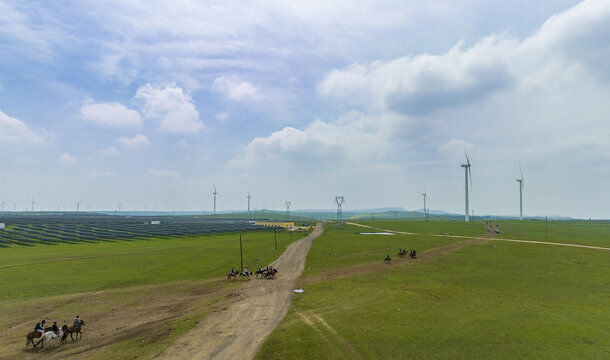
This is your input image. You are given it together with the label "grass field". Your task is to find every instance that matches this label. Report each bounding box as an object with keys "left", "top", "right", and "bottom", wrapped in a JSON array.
[
  {"left": 2, "top": 219, "right": 608, "bottom": 359},
  {"left": 255, "top": 221, "right": 610, "bottom": 359},
  {"left": 0, "top": 229, "right": 308, "bottom": 359},
  {"left": 0, "top": 230, "right": 304, "bottom": 302}
]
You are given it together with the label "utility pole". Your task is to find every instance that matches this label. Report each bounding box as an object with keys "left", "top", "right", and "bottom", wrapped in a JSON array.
[
  {"left": 545, "top": 216, "right": 548, "bottom": 239},
  {"left": 239, "top": 234, "right": 243, "bottom": 271}
]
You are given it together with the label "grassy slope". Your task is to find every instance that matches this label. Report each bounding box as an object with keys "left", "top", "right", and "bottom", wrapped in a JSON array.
[
  {"left": 0, "top": 231, "right": 303, "bottom": 302},
  {"left": 255, "top": 221, "right": 610, "bottom": 359},
  {"left": 355, "top": 219, "right": 610, "bottom": 247}
]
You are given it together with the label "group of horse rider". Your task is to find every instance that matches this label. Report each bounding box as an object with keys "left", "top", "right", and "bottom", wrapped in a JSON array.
[
  {"left": 231, "top": 264, "right": 275, "bottom": 277},
  {"left": 34, "top": 315, "right": 81, "bottom": 337}
]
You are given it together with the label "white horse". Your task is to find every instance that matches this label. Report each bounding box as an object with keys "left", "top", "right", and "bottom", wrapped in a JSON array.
[{"left": 36, "top": 330, "right": 63, "bottom": 348}]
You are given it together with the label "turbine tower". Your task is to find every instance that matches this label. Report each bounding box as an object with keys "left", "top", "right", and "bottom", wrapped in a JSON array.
[
  {"left": 422, "top": 188, "right": 427, "bottom": 221},
  {"left": 247, "top": 192, "right": 251, "bottom": 213},
  {"left": 285, "top": 201, "right": 291, "bottom": 215},
  {"left": 31, "top": 198, "right": 37, "bottom": 212},
  {"left": 516, "top": 165, "right": 525, "bottom": 221},
  {"left": 335, "top": 196, "right": 345, "bottom": 221},
  {"left": 213, "top": 185, "right": 219, "bottom": 214},
  {"left": 460, "top": 152, "right": 472, "bottom": 222},
  {"left": 76, "top": 201, "right": 81, "bottom": 212}
]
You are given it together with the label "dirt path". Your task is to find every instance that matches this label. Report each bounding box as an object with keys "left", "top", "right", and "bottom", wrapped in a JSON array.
[
  {"left": 347, "top": 222, "right": 610, "bottom": 252},
  {"left": 158, "top": 223, "right": 324, "bottom": 360}
]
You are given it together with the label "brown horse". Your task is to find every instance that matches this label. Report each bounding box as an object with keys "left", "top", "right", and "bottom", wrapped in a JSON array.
[
  {"left": 227, "top": 272, "right": 237, "bottom": 281},
  {"left": 25, "top": 330, "right": 43, "bottom": 348},
  {"left": 61, "top": 320, "right": 85, "bottom": 342},
  {"left": 264, "top": 269, "right": 278, "bottom": 279},
  {"left": 398, "top": 249, "right": 407, "bottom": 257}
]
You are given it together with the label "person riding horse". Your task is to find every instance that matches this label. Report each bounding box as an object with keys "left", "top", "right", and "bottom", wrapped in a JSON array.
[
  {"left": 51, "top": 321, "right": 59, "bottom": 335},
  {"left": 73, "top": 315, "right": 81, "bottom": 331},
  {"left": 35, "top": 320, "right": 46, "bottom": 336}
]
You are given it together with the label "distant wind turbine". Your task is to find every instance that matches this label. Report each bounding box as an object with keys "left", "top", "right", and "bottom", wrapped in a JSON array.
[
  {"left": 517, "top": 164, "right": 525, "bottom": 221},
  {"left": 422, "top": 187, "right": 427, "bottom": 221},
  {"left": 460, "top": 152, "right": 472, "bottom": 222},
  {"left": 31, "top": 198, "right": 37, "bottom": 212},
  {"left": 213, "top": 185, "right": 219, "bottom": 214},
  {"left": 1, "top": 198, "right": 5, "bottom": 212},
  {"left": 247, "top": 192, "right": 251, "bottom": 213},
  {"left": 76, "top": 201, "right": 81, "bottom": 212}
]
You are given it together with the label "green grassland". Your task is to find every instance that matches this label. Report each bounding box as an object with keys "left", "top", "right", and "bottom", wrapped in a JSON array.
[
  {"left": 255, "top": 221, "right": 610, "bottom": 359},
  {"left": 0, "top": 230, "right": 304, "bottom": 302}
]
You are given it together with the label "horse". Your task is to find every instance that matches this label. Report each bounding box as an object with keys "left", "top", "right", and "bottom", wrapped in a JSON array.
[
  {"left": 254, "top": 269, "right": 266, "bottom": 278},
  {"left": 227, "top": 272, "right": 238, "bottom": 281},
  {"left": 62, "top": 320, "right": 85, "bottom": 342},
  {"left": 36, "top": 330, "right": 63, "bottom": 348},
  {"left": 264, "top": 268, "right": 278, "bottom": 279},
  {"left": 410, "top": 251, "right": 417, "bottom": 259},
  {"left": 384, "top": 257, "right": 392, "bottom": 264},
  {"left": 25, "top": 330, "right": 43, "bottom": 348},
  {"left": 239, "top": 271, "right": 251, "bottom": 278},
  {"left": 397, "top": 249, "right": 407, "bottom": 257}
]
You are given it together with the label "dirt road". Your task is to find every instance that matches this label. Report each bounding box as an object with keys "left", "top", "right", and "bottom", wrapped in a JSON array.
[{"left": 158, "top": 223, "right": 324, "bottom": 360}]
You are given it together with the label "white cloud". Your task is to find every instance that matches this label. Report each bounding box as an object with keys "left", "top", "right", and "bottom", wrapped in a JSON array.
[
  {"left": 116, "top": 134, "right": 150, "bottom": 148},
  {"left": 216, "top": 111, "right": 230, "bottom": 121},
  {"left": 59, "top": 152, "right": 76, "bottom": 164},
  {"left": 147, "top": 169, "right": 179, "bottom": 178},
  {"left": 89, "top": 171, "right": 117, "bottom": 179},
  {"left": 134, "top": 83, "right": 204, "bottom": 134},
  {"left": 318, "top": 37, "right": 516, "bottom": 115},
  {"left": 230, "top": 112, "right": 397, "bottom": 169},
  {"left": 80, "top": 101, "right": 142, "bottom": 127},
  {"left": 98, "top": 145, "right": 121, "bottom": 156},
  {"left": 438, "top": 139, "right": 474, "bottom": 155},
  {"left": 212, "top": 75, "right": 262, "bottom": 101},
  {"left": 0, "top": 110, "right": 44, "bottom": 144},
  {"left": 317, "top": 0, "right": 610, "bottom": 116}
]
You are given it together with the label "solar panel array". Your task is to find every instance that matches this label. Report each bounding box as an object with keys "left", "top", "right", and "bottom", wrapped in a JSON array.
[{"left": 0, "top": 214, "right": 280, "bottom": 247}]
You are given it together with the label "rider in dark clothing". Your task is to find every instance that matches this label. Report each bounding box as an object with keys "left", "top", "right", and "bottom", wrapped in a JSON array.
[
  {"left": 35, "top": 320, "right": 45, "bottom": 334},
  {"left": 51, "top": 321, "right": 59, "bottom": 334}
]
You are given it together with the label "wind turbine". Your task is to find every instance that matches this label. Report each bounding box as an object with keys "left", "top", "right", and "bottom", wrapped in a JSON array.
[
  {"left": 422, "top": 187, "right": 427, "bottom": 221},
  {"left": 31, "top": 198, "right": 37, "bottom": 212},
  {"left": 247, "top": 192, "right": 252, "bottom": 213},
  {"left": 213, "top": 185, "right": 219, "bottom": 214},
  {"left": 335, "top": 196, "right": 345, "bottom": 221},
  {"left": 285, "top": 201, "right": 291, "bottom": 215},
  {"left": 516, "top": 165, "right": 525, "bottom": 221},
  {"left": 460, "top": 152, "right": 472, "bottom": 222},
  {"left": 1, "top": 198, "right": 5, "bottom": 212},
  {"left": 76, "top": 201, "right": 81, "bottom": 212}
]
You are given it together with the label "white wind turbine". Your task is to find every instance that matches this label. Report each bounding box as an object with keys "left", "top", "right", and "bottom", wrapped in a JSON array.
[
  {"left": 213, "top": 185, "right": 219, "bottom": 214},
  {"left": 460, "top": 152, "right": 472, "bottom": 222},
  {"left": 516, "top": 164, "right": 525, "bottom": 221}
]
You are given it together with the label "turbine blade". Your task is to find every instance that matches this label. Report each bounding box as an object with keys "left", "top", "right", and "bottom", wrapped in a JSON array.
[
  {"left": 464, "top": 151, "right": 470, "bottom": 165},
  {"left": 519, "top": 163, "right": 524, "bottom": 181}
]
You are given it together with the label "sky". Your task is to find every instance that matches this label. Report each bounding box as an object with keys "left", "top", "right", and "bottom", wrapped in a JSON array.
[{"left": 0, "top": 0, "right": 609, "bottom": 218}]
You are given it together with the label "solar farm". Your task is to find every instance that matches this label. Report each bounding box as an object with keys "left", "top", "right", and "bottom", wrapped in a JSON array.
[{"left": 0, "top": 213, "right": 280, "bottom": 247}]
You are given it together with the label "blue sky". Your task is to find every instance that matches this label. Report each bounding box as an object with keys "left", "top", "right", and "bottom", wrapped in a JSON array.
[{"left": 1, "top": 0, "right": 609, "bottom": 218}]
